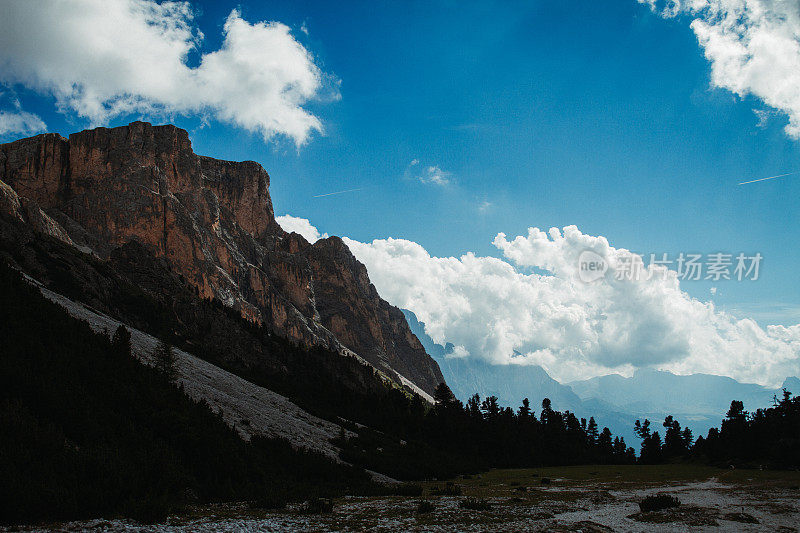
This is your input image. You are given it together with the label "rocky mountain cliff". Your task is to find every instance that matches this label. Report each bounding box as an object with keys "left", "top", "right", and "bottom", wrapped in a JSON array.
[{"left": 0, "top": 121, "right": 442, "bottom": 396}]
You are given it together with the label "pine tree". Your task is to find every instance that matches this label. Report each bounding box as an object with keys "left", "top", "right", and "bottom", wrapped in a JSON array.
[
  {"left": 598, "top": 427, "right": 614, "bottom": 459},
  {"left": 433, "top": 382, "right": 457, "bottom": 406},
  {"left": 586, "top": 417, "right": 599, "bottom": 444},
  {"left": 481, "top": 396, "right": 500, "bottom": 421},
  {"left": 540, "top": 398, "right": 553, "bottom": 424},
  {"left": 467, "top": 393, "right": 482, "bottom": 419},
  {"left": 640, "top": 431, "right": 663, "bottom": 464},
  {"left": 634, "top": 418, "right": 651, "bottom": 439},
  {"left": 517, "top": 398, "right": 531, "bottom": 419},
  {"left": 153, "top": 338, "right": 177, "bottom": 382},
  {"left": 111, "top": 325, "right": 132, "bottom": 356}
]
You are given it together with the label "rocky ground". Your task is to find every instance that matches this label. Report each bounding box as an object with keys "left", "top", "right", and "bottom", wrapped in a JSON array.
[{"left": 7, "top": 465, "right": 799, "bottom": 532}]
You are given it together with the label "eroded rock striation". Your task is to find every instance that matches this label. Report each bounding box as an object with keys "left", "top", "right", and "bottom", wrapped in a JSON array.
[{"left": 0, "top": 122, "right": 443, "bottom": 396}]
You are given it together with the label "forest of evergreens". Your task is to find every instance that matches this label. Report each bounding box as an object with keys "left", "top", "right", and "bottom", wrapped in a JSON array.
[{"left": 0, "top": 263, "right": 375, "bottom": 525}]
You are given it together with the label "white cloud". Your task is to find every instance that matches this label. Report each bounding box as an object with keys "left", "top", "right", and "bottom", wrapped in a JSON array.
[
  {"left": 0, "top": 94, "right": 46, "bottom": 136},
  {"left": 0, "top": 109, "right": 46, "bottom": 136},
  {"left": 267, "top": 216, "right": 799, "bottom": 387},
  {"left": 0, "top": 0, "right": 334, "bottom": 146},
  {"left": 276, "top": 214, "right": 329, "bottom": 243},
  {"left": 406, "top": 159, "right": 452, "bottom": 186},
  {"left": 419, "top": 165, "right": 451, "bottom": 186},
  {"left": 640, "top": 0, "right": 800, "bottom": 139}
]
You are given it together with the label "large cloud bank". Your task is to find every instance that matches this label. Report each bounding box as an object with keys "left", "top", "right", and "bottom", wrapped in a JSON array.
[
  {"left": 640, "top": 0, "right": 800, "bottom": 138},
  {"left": 278, "top": 217, "right": 800, "bottom": 386},
  {"left": 0, "top": 0, "right": 333, "bottom": 145}
]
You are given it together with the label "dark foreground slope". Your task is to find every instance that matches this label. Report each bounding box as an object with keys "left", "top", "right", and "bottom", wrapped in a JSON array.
[{"left": 0, "top": 263, "right": 374, "bottom": 526}]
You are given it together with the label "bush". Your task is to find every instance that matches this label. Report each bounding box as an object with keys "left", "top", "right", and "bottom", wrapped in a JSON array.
[
  {"left": 459, "top": 498, "right": 492, "bottom": 511},
  {"left": 303, "top": 498, "right": 333, "bottom": 514},
  {"left": 639, "top": 494, "right": 680, "bottom": 513},
  {"left": 431, "top": 482, "right": 462, "bottom": 496},
  {"left": 416, "top": 500, "right": 435, "bottom": 514}
]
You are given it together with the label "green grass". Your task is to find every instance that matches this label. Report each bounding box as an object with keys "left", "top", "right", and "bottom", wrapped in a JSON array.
[{"left": 412, "top": 464, "right": 800, "bottom": 502}]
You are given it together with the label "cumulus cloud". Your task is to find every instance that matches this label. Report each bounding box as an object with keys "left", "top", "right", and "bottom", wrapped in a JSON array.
[
  {"left": 276, "top": 214, "right": 329, "bottom": 243},
  {"left": 640, "top": 0, "right": 800, "bottom": 138},
  {"left": 262, "top": 217, "right": 800, "bottom": 387},
  {"left": 0, "top": 0, "right": 334, "bottom": 145}
]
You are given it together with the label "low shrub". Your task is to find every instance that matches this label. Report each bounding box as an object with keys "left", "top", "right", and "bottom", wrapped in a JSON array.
[
  {"left": 459, "top": 498, "right": 492, "bottom": 511},
  {"left": 303, "top": 498, "right": 333, "bottom": 514},
  {"left": 431, "top": 482, "right": 462, "bottom": 496},
  {"left": 416, "top": 500, "right": 435, "bottom": 514},
  {"left": 639, "top": 494, "right": 680, "bottom": 513}
]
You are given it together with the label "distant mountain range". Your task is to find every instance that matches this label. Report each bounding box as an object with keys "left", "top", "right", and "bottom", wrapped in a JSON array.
[
  {"left": 402, "top": 310, "right": 640, "bottom": 444},
  {"left": 569, "top": 369, "right": 800, "bottom": 439},
  {"left": 403, "top": 309, "right": 799, "bottom": 445}
]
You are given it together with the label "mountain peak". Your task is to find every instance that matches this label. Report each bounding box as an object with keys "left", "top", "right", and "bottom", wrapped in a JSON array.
[{"left": 0, "top": 122, "right": 443, "bottom": 395}]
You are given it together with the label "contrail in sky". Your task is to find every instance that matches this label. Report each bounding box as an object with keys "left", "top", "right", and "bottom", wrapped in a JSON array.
[
  {"left": 738, "top": 171, "right": 800, "bottom": 185},
  {"left": 312, "top": 187, "right": 364, "bottom": 198}
]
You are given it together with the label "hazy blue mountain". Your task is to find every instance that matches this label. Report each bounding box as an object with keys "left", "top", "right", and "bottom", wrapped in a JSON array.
[
  {"left": 569, "top": 368, "right": 790, "bottom": 416},
  {"left": 403, "top": 310, "right": 639, "bottom": 445},
  {"left": 404, "top": 309, "right": 800, "bottom": 446},
  {"left": 569, "top": 368, "right": 800, "bottom": 441},
  {"left": 783, "top": 376, "right": 800, "bottom": 394}
]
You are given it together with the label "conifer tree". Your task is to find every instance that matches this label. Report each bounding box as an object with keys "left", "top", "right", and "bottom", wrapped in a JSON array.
[
  {"left": 111, "top": 325, "right": 132, "bottom": 356},
  {"left": 154, "top": 338, "right": 177, "bottom": 382}
]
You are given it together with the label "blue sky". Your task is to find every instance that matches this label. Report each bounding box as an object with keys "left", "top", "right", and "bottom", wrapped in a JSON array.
[
  {"left": 1, "top": 0, "right": 798, "bottom": 333},
  {"left": 214, "top": 1, "right": 799, "bottom": 325}
]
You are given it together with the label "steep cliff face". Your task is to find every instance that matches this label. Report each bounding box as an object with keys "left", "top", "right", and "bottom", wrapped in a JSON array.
[{"left": 0, "top": 122, "right": 443, "bottom": 396}]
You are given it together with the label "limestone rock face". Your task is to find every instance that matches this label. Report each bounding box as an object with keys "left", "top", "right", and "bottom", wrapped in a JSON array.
[{"left": 0, "top": 122, "right": 443, "bottom": 396}]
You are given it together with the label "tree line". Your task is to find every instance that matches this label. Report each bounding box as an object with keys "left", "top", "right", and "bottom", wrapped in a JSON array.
[
  {"left": 336, "top": 382, "right": 637, "bottom": 480},
  {"left": 633, "top": 392, "right": 800, "bottom": 468}
]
